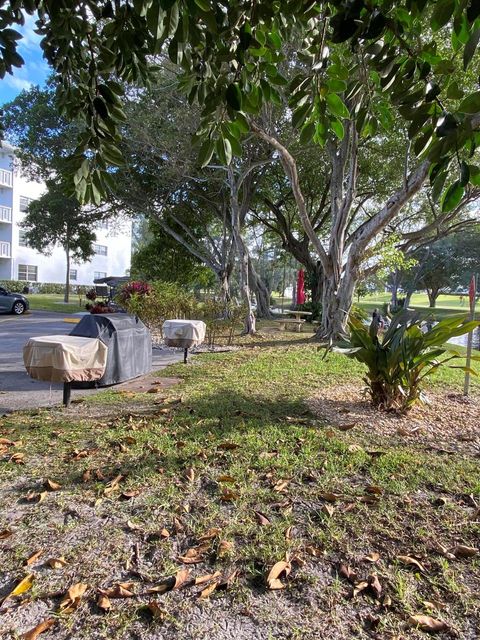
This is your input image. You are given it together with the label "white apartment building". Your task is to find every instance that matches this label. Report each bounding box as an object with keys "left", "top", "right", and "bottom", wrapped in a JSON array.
[{"left": 0, "top": 143, "right": 132, "bottom": 286}]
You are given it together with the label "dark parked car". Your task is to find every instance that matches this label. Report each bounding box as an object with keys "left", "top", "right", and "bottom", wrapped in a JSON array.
[{"left": 0, "top": 286, "right": 29, "bottom": 315}]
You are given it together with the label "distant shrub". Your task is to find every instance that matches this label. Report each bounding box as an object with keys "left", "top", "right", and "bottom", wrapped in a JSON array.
[
  {"left": 86, "top": 288, "right": 97, "bottom": 301},
  {"left": 117, "top": 280, "right": 196, "bottom": 332}
]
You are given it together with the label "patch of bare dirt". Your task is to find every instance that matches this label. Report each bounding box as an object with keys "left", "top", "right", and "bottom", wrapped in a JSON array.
[{"left": 308, "top": 383, "right": 480, "bottom": 456}]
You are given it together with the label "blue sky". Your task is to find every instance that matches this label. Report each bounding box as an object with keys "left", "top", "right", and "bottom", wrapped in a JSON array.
[{"left": 0, "top": 14, "right": 50, "bottom": 105}]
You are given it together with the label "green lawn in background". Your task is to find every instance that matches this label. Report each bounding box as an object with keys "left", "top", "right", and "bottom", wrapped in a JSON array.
[
  {"left": 27, "top": 293, "right": 85, "bottom": 314},
  {"left": 357, "top": 292, "right": 478, "bottom": 320}
]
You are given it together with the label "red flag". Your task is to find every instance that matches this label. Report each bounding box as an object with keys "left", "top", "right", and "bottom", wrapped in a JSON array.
[{"left": 469, "top": 275, "right": 476, "bottom": 313}]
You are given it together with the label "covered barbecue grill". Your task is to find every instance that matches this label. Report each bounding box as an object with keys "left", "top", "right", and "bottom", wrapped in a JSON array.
[
  {"left": 163, "top": 319, "right": 206, "bottom": 363},
  {"left": 70, "top": 313, "right": 152, "bottom": 386},
  {"left": 23, "top": 313, "right": 152, "bottom": 406}
]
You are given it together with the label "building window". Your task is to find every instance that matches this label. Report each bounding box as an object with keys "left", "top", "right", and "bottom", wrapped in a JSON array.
[
  {"left": 97, "top": 220, "right": 109, "bottom": 230},
  {"left": 70, "top": 269, "right": 77, "bottom": 281},
  {"left": 93, "top": 243, "right": 108, "bottom": 256},
  {"left": 94, "top": 271, "right": 107, "bottom": 280},
  {"left": 18, "top": 264, "right": 38, "bottom": 281},
  {"left": 19, "top": 196, "right": 34, "bottom": 212},
  {"left": 18, "top": 230, "right": 28, "bottom": 247}
]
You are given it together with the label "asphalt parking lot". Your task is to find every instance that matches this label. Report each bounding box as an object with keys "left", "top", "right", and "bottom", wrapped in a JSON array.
[{"left": 0, "top": 311, "right": 182, "bottom": 413}]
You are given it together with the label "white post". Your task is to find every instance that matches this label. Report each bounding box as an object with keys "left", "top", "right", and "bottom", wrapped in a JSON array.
[{"left": 463, "top": 275, "right": 476, "bottom": 397}]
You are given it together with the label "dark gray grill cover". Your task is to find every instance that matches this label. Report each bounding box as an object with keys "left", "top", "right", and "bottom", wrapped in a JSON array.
[{"left": 70, "top": 314, "right": 152, "bottom": 386}]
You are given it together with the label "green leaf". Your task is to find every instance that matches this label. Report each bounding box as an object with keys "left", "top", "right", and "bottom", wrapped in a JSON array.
[
  {"left": 458, "top": 91, "right": 480, "bottom": 114},
  {"left": 225, "top": 83, "right": 242, "bottom": 111},
  {"left": 330, "top": 118, "right": 345, "bottom": 140},
  {"left": 468, "top": 165, "right": 480, "bottom": 186},
  {"left": 194, "top": 0, "right": 210, "bottom": 11},
  {"left": 299, "top": 122, "right": 315, "bottom": 145},
  {"left": 463, "top": 27, "right": 480, "bottom": 70},
  {"left": 291, "top": 102, "right": 311, "bottom": 129},
  {"left": 441, "top": 180, "right": 464, "bottom": 212},
  {"left": 325, "top": 93, "right": 349, "bottom": 119},
  {"left": 198, "top": 139, "right": 214, "bottom": 167},
  {"left": 431, "top": 0, "right": 455, "bottom": 31}
]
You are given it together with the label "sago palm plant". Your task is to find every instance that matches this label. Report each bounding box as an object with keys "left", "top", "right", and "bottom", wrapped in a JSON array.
[{"left": 337, "top": 311, "right": 479, "bottom": 413}]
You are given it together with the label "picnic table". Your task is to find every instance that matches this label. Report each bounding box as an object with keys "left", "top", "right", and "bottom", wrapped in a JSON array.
[{"left": 276, "top": 309, "right": 312, "bottom": 332}]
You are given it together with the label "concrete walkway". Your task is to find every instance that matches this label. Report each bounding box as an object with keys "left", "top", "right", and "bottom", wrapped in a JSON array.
[{"left": 0, "top": 311, "right": 184, "bottom": 413}]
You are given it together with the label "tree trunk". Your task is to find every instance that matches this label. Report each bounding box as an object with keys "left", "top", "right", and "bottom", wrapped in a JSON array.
[
  {"left": 391, "top": 269, "right": 399, "bottom": 307},
  {"left": 218, "top": 264, "right": 232, "bottom": 308},
  {"left": 228, "top": 167, "right": 255, "bottom": 334},
  {"left": 64, "top": 244, "right": 70, "bottom": 303},
  {"left": 315, "top": 270, "right": 357, "bottom": 342},
  {"left": 249, "top": 258, "right": 273, "bottom": 319},
  {"left": 310, "top": 262, "right": 323, "bottom": 305},
  {"left": 427, "top": 288, "right": 438, "bottom": 308},
  {"left": 404, "top": 290, "right": 413, "bottom": 308}
]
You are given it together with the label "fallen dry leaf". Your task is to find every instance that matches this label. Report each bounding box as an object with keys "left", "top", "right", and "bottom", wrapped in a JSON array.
[
  {"left": 44, "top": 478, "right": 61, "bottom": 491},
  {"left": 319, "top": 492, "right": 340, "bottom": 502},
  {"left": 408, "top": 614, "right": 449, "bottom": 633},
  {"left": 59, "top": 582, "right": 88, "bottom": 613},
  {"left": 99, "top": 582, "right": 135, "bottom": 598},
  {"left": 305, "top": 545, "right": 324, "bottom": 558},
  {"left": 24, "top": 491, "right": 47, "bottom": 504},
  {"left": 173, "top": 569, "right": 191, "bottom": 590},
  {"left": 353, "top": 580, "right": 369, "bottom": 597},
  {"left": 273, "top": 479, "right": 290, "bottom": 492},
  {"left": 363, "top": 552, "right": 380, "bottom": 563},
  {"left": 218, "top": 540, "right": 234, "bottom": 556},
  {"left": 0, "top": 529, "right": 13, "bottom": 540},
  {"left": 200, "top": 580, "right": 219, "bottom": 598},
  {"left": 120, "top": 489, "right": 141, "bottom": 500},
  {"left": 97, "top": 594, "right": 111, "bottom": 611},
  {"left": 197, "top": 527, "right": 221, "bottom": 542},
  {"left": 365, "top": 485, "right": 383, "bottom": 495},
  {"left": 266, "top": 560, "right": 291, "bottom": 590},
  {"left": 159, "top": 528, "right": 170, "bottom": 538},
  {"left": 178, "top": 543, "right": 210, "bottom": 564},
  {"left": 217, "top": 442, "right": 240, "bottom": 451},
  {"left": 2, "top": 573, "right": 34, "bottom": 604},
  {"left": 9, "top": 452, "right": 25, "bottom": 464},
  {"left": 450, "top": 544, "right": 478, "bottom": 558},
  {"left": 146, "top": 601, "right": 167, "bottom": 620},
  {"left": 126, "top": 520, "right": 141, "bottom": 531},
  {"left": 397, "top": 555, "right": 426, "bottom": 573},
  {"left": 185, "top": 467, "right": 195, "bottom": 482},
  {"left": 48, "top": 557, "right": 68, "bottom": 569},
  {"left": 217, "top": 474, "right": 236, "bottom": 483},
  {"left": 368, "top": 573, "right": 382, "bottom": 598},
  {"left": 339, "top": 564, "right": 357, "bottom": 583},
  {"left": 25, "top": 549, "right": 44, "bottom": 566},
  {"left": 322, "top": 503, "right": 335, "bottom": 518},
  {"left": 254, "top": 511, "right": 271, "bottom": 526},
  {"left": 195, "top": 571, "right": 221, "bottom": 586},
  {"left": 220, "top": 489, "right": 239, "bottom": 501},
  {"left": 21, "top": 618, "right": 55, "bottom": 640}
]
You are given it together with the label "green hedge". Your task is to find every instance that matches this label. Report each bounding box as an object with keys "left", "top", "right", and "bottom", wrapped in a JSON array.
[{"left": 0, "top": 281, "right": 89, "bottom": 295}]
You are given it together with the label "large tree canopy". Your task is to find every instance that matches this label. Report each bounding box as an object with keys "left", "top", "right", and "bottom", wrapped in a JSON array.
[{"left": 1, "top": 1, "right": 479, "bottom": 206}]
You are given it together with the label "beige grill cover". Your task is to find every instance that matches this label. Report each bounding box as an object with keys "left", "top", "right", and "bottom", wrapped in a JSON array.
[
  {"left": 163, "top": 319, "right": 206, "bottom": 348},
  {"left": 23, "top": 335, "right": 108, "bottom": 383}
]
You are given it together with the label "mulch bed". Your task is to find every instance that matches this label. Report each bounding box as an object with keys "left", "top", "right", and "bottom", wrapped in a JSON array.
[{"left": 308, "top": 383, "right": 480, "bottom": 456}]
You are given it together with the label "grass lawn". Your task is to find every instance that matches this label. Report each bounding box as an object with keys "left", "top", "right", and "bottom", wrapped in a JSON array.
[
  {"left": 0, "top": 335, "right": 479, "bottom": 639},
  {"left": 27, "top": 294, "right": 86, "bottom": 314},
  {"left": 358, "top": 292, "right": 478, "bottom": 321}
]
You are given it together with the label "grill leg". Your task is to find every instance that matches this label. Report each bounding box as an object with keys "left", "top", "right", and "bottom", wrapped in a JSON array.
[
  {"left": 63, "top": 382, "right": 72, "bottom": 407},
  {"left": 184, "top": 348, "right": 188, "bottom": 364}
]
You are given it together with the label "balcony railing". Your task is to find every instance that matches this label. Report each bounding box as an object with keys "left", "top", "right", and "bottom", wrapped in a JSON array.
[
  {"left": 0, "top": 241, "right": 11, "bottom": 258},
  {"left": 0, "top": 206, "right": 12, "bottom": 223},
  {"left": 0, "top": 169, "right": 13, "bottom": 188}
]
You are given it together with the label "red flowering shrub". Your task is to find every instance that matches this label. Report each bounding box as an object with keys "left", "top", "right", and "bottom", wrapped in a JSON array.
[
  {"left": 118, "top": 280, "right": 152, "bottom": 303},
  {"left": 90, "top": 303, "right": 116, "bottom": 314}
]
